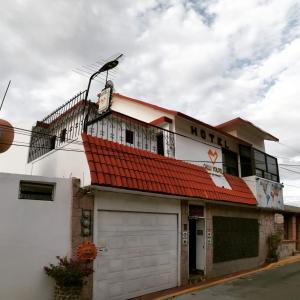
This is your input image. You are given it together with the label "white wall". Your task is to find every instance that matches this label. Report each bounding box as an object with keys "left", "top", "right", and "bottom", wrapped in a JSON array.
[
  {"left": 235, "top": 126, "right": 265, "bottom": 152},
  {"left": 112, "top": 95, "right": 175, "bottom": 128},
  {"left": 0, "top": 173, "right": 72, "bottom": 300},
  {"left": 26, "top": 137, "right": 91, "bottom": 187}
]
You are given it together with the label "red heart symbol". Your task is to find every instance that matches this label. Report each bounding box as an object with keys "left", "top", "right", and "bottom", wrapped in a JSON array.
[{"left": 208, "top": 149, "right": 218, "bottom": 165}]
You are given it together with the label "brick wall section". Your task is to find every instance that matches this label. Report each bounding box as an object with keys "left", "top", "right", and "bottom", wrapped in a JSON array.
[
  {"left": 72, "top": 178, "right": 94, "bottom": 300},
  {"left": 180, "top": 200, "right": 189, "bottom": 285}
]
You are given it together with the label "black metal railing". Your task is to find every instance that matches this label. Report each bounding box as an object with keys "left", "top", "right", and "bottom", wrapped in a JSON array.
[
  {"left": 87, "top": 111, "right": 175, "bottom": 157},
  {"left": 28, "top": 90, "right": 96, "bottom": 162},
  {"left": 28, "top": 92, "right": 175, "bottom": 162}
]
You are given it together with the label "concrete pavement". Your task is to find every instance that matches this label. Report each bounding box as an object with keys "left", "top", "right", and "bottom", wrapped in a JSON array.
[{"left": 173, "top": 259, "right": 300, "bottom": 300}]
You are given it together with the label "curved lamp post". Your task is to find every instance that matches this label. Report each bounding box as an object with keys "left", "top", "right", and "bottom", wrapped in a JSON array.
[{"left": 83, "top": 54, "right": 123, "bottom": 132}]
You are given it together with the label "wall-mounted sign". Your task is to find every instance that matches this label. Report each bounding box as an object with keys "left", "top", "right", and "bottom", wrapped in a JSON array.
[
  {"left": 203, "top": 149, "right": 223, "bottom": 176},
  {"left": 191, "top": 125, "right": 230, "bottom": 150},
  {"left": 77, "top": 241, "right": 97, "bottom": 262},
  {"left": 97, "top": 87, "right": 112, "bottom": 114}
]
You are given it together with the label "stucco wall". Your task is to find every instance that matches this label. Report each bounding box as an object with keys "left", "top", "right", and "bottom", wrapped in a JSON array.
[
  {"left": 205, "top": 203, "right": 274, "bottom": 278},
  {"left": 26, "top": 137, "right": 91, "bottom": 187},
  {"left": 0, "top": 173, "right": 72, "bottom": 300},
  {"left": 278, "top": 241, "right": 296, "bottom": 259},
  {"left": 111, "top": 95, "right": 175, "bottom": 128}
]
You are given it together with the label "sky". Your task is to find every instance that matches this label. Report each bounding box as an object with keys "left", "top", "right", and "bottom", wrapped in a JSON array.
[{"left": 0, "top": 0, "right": 300, "bottom": 205}]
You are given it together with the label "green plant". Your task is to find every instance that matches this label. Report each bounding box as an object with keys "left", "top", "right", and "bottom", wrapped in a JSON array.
[
  {"left": 44, "top": 256, "right": 93, "bottom": 288},
  {"left": 266, "top": 233, "right": 281, "bottom": 263}
]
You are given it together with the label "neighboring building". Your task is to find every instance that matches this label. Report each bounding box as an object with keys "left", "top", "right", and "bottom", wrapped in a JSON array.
[
  {"left": 25, "top": 90, "right": 285, "bottom": 299},
  {"left": 0, "top": 173, "right": 73, "bottom": 300}
]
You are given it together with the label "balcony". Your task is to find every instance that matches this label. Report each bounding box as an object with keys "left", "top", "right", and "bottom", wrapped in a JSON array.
[
  {"left": 28, "top": 91, "right": 175, "bottom": 163},
  {"left": 86, "top": 111, "right": 175, "bottom": 158},
  {"left": 243, "top": 176, "right": 284, "bottom": 209}
]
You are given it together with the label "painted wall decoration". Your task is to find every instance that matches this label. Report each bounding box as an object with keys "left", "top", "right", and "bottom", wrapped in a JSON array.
[
  {"left": 256, "top": 178, "right": 284, "bottom": 209},
  {"left": 203, "top": 148, "right": 223, "bottom": 176}
]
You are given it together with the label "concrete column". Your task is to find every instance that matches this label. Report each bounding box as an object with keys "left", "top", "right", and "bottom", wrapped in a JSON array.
[
  {"left": 296, "top": 217, "right": 300, "bottom": 250},
  {"left": 181, "top": 200, "right": 189, "bottom": 285},
  {"left": 291, "top": 216, "right": 297, "bottom": 241},
  {"left": 72, "top": 178, "right": 94, "bottom": 300}
]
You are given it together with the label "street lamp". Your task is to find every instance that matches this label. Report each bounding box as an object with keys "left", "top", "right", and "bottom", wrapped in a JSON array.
[{"left": 83, "top": 54, "right": 123, "bottom": 132}]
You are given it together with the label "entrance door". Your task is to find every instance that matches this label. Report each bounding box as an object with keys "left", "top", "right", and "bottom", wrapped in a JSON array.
[
  {"left": 196, "top": 219, "right": 205, "bottom": 270},
  {"left": 189, "top": 218, "right": 205, "bottom": 273}
]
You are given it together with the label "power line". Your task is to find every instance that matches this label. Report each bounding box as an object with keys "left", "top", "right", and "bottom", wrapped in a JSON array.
[{"left": 2, "top": 123, "right": 300, "bottom": 167}]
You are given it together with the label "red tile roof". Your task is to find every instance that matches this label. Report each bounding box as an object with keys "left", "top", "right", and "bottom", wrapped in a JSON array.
[
  {"left": 82, "top": 134, "right": 256, "bottom": 206},
  {"left": 216, "top": 117, "right": 279, "bottom": 142}
]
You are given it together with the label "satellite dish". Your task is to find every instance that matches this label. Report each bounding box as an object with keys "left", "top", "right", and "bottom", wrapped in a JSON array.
[{"left": 0, "top": 119, "right": 14, "bottom": 153}]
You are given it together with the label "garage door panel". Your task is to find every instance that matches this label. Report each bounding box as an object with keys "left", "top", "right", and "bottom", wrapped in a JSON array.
[
  {"left": 95, "top": 211, "right": 178, "bottom": 300},
  {"left": 98, "top": 232, "right": 177, "bottom": 249},
  {"left": 96, "top": 255, "right": 177, "bottom": 278}
]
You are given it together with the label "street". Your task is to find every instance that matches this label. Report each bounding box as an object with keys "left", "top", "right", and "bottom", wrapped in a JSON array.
[{"left": 176, "top": 260, "right": 300, "bottom": 300}]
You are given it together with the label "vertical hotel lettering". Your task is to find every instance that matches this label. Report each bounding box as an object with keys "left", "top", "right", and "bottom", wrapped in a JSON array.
[{"left": 190, "top": 125, "right": 229, "bottom": 149}]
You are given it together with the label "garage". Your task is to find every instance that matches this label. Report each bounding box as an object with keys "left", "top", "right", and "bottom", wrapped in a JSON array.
[{"left": 94, "top": 210, "right": 178, "bottom": 300}]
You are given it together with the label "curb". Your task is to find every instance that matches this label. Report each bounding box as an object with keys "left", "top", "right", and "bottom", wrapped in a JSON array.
[{"left": 155, "top": 255, "right": 300, "bottom": 299}]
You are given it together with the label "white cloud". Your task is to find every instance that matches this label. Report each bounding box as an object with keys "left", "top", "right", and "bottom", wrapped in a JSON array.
[{"left": 1, "top": 0, "right": 300, "bottom": 204}]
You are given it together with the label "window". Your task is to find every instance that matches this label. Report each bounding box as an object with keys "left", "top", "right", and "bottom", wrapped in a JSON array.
[
  {"left": 213, "top": 216, "right": 259, "bottom": 263},
  {"left": 60, "top": 128, "right": 67, "bottom": 143},
  {"left": 19, "top": 181, "right": 55, "bottom": 201},
  {"left": 239, "top": 145, "right": 253, "bottom": 177},
  {"left": 253, "top": 149, "right": 279, "bottom": 182},
  {"left": 156, "top": 132, "right": 164, "bottom": 156},
  {"left": 125, "top": 129, "right": 134, "bottom": 144},
  {"left": 50, "top": 135, "right": 56, "bottom": 150},
  {"left": 222, "top": 149, "right": 239, "bottom": 176}
]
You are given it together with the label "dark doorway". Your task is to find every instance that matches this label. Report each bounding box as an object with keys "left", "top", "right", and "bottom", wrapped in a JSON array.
[
  {"left": 156, "top": 132, "right": 164, "bottom": 155},
  {"left": 189, "top": 219, "right": 196, "bottom": 273}
]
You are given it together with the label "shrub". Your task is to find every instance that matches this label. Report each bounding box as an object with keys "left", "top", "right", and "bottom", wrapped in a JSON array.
[
  {"left": 44, "top": 256, "right": 93, "bottom": 288},
  {"left": 266, "top": 233, "right": 281, "bottom": 263}
]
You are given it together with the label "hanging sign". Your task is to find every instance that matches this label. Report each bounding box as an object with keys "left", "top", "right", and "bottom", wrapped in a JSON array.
[
  {"left": 77, "top": 241, "right": 97, "bottom": 262},
  {"left": 97, "top": 87, "right": 112, "bottom": 114}
]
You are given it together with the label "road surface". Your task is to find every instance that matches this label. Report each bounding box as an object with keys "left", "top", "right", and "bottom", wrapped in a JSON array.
[{"left": 176, "top": 260, "right": 300, "bottom": 300}]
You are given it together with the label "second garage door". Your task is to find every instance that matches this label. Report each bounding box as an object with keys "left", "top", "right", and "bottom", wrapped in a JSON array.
[{"left": 94, "top": 210, "right": 178, "bottom": 300}]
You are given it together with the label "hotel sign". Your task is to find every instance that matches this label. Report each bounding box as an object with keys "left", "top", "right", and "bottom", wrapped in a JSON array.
[
  {"left": 190, "top": 125, "right": 230, "bottom": 149},
  {"left": 97, "top": 87, "right": 112, "bottom": 115},
  {"left": 203, "top": 148, "right": 223, "bottom": 176}
]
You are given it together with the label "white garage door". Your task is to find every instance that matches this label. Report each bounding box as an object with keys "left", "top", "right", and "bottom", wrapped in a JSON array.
[{"left": 94, "top": 211, "right": 178, "bottom": 300}]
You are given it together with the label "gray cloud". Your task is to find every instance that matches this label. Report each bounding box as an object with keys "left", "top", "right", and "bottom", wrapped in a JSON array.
[{"left": 1, "top": 0, "right": 300, "bottom": 203}]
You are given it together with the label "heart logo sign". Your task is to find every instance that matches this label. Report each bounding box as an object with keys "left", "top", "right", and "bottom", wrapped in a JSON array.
[{"left": 208, "top": 149, "right": 218, "bottom": 165}]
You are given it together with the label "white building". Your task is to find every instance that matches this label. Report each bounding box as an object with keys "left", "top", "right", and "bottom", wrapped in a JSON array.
[
  {"left": 24, "top": 90, "right": 285, "bottom": 300},
  {"left": 0, "top": 173, "right": 72, "bottom": 300}
]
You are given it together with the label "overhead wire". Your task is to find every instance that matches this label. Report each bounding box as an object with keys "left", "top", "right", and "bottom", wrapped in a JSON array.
[{"left": 1, "top": 123, "right": 300, "bottom": 167}]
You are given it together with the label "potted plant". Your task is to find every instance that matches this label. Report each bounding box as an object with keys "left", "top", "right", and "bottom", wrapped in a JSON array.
[{"left": 44, "top": 256, "right": 93, "bottom": 300}]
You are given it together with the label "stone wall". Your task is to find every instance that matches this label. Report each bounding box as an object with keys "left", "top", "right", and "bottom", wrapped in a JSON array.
[
  {"left": 205, "top": 204, "right": 275, "bottom": 278},
  {"left": 72, "top": 178, "right": 94, "bottom": 300},
  {"left": 180, "top": 200, "right": 189, "bottom": 285},
  {"left": 278, "top": 240, "right": 296, "bottom": 259}
]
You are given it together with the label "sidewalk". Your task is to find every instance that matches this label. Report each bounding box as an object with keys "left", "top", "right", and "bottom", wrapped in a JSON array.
[{"left": 131, "top": 255, "right": 300, "bottom": 300}]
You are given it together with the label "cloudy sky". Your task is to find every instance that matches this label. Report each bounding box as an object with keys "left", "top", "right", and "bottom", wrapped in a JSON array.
[{"left": 1, "top": 0, "right": 300, "bottom": 204}]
